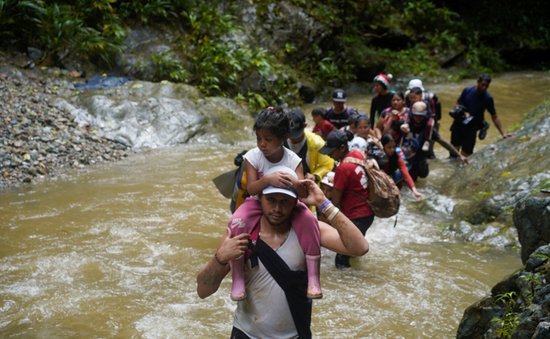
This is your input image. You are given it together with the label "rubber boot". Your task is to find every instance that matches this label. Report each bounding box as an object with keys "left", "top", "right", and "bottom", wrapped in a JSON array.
[
  {"left": 306, "top": 254, "right": 322, "bottom": 299},
  {"left": 230, "top": 255, "right": 246, "bottom": 301}
]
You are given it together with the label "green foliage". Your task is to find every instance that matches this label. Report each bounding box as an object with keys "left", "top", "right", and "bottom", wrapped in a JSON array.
[
  {"left": 0, "top": 0, "right": 43, "bottom": 40},
  {"left": 474, "top": 190, "right": 494, "bottom": 201},
  {"left": 492, "top": 291, "right": 520, "bottom": 339},
  {"left": 535, "top": 178, "right": 550, "bottom": 193},
  {"left": 235, "top": 91, "right": 269, "bottom": 113},
  {"left": 151, "top": 50, "right": 189, "bottom": 82},
  {"left": 117, "top": 0, "right": 176, "bottom": 23},
  {"left": 2, "top": 0, "right": 549, "bottom": 105},
  {"left": 378, "top": 45, "right": 441, "bottom": 77},
  {"left": 181, "top": 2, "right": 274, "bottom": 100},
  {"left": 38, "top": 3, "right": 123, "bottom": 64}
]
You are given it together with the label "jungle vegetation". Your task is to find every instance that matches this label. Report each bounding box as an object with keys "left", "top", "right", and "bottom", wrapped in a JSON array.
[{"left": 1, "top": 0, "right": 548, "bottom": 108}]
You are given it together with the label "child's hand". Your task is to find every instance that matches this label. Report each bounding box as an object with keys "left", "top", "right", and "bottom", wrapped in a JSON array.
[
  {"left": 267, "top": 171, "right": 294, "bottom": 189},
  {"left": 391, "top": 109, "right": 400, "bottom": 119}
]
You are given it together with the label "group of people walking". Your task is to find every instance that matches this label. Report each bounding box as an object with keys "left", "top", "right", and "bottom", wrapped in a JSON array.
[{"left": 197, "top": 73, "right": 515, "bottom": 339}]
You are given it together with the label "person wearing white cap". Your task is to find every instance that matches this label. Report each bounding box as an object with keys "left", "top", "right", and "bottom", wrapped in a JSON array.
[
  {"left": 406, "top": 102, "right": 469, "bottom": 181},
  {"left": 405, "top": 78, "right": 441, "bottom": 121},
  {"left": 197, "top": 176, "right": 369, "bottom": 339}
]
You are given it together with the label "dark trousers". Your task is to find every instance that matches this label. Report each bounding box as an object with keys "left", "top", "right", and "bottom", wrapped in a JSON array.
[
  {"left": 450, "top": 121, "right": 478, "bottom": 156},
  {"left": 335, "top": 215, "right": 375, "bottom": 268}
]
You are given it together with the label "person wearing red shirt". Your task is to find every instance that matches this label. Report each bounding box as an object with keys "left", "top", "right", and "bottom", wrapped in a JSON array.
[
  {"left": 319, "top": 129, "right": 375, "bottom": 268},
  {"left": 311, "top": 107, "right": 335, "bottom": 140}
]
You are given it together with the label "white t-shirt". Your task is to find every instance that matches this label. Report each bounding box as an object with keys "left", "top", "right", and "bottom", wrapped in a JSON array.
[
  {"left": 243, "top": 147, "right": 302, "bottom": 180},
  {"left": 233, "top": 228, "right": 304, "bottom": 339}
]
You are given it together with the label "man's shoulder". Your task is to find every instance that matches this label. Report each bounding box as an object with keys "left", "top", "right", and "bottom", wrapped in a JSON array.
[{"left": 463, "top": 86, "right": 476, "bottom": 94}]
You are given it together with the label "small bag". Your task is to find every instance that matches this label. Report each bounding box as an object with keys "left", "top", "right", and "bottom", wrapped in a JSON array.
[
  {"left": 366, "top": 142, "right": 388, "bottom": 167},
  {"left": 342, "top": 152, "right": 400, "bottom": 218}
]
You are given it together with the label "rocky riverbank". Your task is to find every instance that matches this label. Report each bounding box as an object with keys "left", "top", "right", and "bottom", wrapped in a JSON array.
[
  {"left": 0, "top": 67, "right": 137, "bottom": 190},
  {"left": 0, "top": 58, "right": 255, "bottom": 190},
  {"left": 457, "top": 195, "right": 550, "bottom": 339}
]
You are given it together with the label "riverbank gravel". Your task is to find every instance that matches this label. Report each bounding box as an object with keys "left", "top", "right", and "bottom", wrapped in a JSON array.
[{"left": 0, "top": 68, "right": 133, "bottom": 190}]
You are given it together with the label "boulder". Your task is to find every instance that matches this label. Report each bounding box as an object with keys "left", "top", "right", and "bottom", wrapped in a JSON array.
[
  {"left": 69, "top": 80, "right": 253, "bottom": 148},
  {"left": 513, "top": 196, "right": 550, "bottom": 264},
  {"left": 457, "top": 245, "right": 550, "bottom": 339}
]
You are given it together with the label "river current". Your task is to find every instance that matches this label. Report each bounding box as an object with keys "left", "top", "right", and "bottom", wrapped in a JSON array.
[{"left": 1, "top": 72, "right": 550, "bottom": 338}]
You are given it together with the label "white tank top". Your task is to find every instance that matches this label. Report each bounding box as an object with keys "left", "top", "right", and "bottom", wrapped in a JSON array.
[{"left": 233, "top": 228, "right": 305, "bottom": 339}]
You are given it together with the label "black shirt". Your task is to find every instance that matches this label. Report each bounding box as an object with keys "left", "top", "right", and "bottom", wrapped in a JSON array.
[
  {"left": 326, "top": 106, "right": 356, "bottom": 129},
  {"left": 370, "top": 91, "right": 394, "bottom": 126}
]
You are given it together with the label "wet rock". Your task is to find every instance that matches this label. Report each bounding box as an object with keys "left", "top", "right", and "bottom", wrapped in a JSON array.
[
  {"left": 456, "top": 296, "right": 504, "bottom": 339},
  {"left": 513, "top": 196, "right": 550, "bottom": 264}
]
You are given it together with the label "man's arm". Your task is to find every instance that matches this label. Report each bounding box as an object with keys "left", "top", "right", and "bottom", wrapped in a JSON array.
[
  {"left": 331, "top": 187, "right": 343, "bottom": 210},
  {"left": 197, "top": 228, "right": 249, "bottom": 299},
  {"left": 491, "top": 114, "right": 516, "bottom": 138},
  {"left": 436, "top": 137, "right": 470, "bottom": 164},
  {"left": 298, "top": 180, "right": 369, "bottom": 256}
]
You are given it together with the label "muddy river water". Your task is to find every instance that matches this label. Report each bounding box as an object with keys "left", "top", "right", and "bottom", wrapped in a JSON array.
[{"left": 1, "top": 72, "right": 550, "bottom": 338}]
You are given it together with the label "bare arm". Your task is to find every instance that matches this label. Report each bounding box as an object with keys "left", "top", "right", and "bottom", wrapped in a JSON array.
[
  {"left": 298, "top": 180, "right": 369, "bottom": 256},
  {"left": 491, "top": 114, "right": 516, "bottom": 138},
  {"left": 375, "top": 116, "right": 385, "bottom": 139},
  {"left": 331, "top": 187, "right": 344, "bottom": 210},
  {"left": 436, "top": 137, "right": 470, "bottom": 164},
  {"left": 382, "top": 116, "right": 395, "bottom": 136},
  {"left": 292, "top": 163, "right": 308, "bottom": 197},
  {"left": 197, "top": 228, "right": 250, "bottom": 299},
  {"left": 246, "top": 160, "right": 298, "bottom": 196}
]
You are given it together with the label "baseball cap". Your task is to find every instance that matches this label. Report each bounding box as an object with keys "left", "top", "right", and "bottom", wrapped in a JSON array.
[
  {"left": 288, "top": 109, "right": 306, "bottom": 139},
  {"left": 319, "top": 130, "right": 348, "bottom": 155},
  {"left": 262, "top": 166, "right": 298, "bottom": 198},
  {"left": 407, "top": 79, "right": 425, "bottom": 91},
  {"left": 321, "top": 172, "right": 335, "bottom": 187},
  {"left": 332, "top": 89, "right": 347, "bottom": 102}
]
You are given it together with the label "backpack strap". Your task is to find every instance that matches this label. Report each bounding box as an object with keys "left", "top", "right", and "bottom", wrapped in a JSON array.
[{"left": 248, "top": 237, "right": 312, "bottom": 339}]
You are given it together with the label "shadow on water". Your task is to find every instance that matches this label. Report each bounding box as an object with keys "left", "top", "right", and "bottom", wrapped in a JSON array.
[{"left": 1, "top": 71, "right": 549, "bottom": 338}]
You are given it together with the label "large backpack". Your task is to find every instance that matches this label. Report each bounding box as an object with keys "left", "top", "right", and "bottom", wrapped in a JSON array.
[
  {"left": 341, "top": 151, "right": 400, "bottom": 218},
  {"left": 230, "top": 150, "right": 250, "bottom": 213}
]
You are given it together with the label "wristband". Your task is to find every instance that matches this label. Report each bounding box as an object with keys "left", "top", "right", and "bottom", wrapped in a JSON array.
[
  {"left": 322, "top": 203, "right": 334, "bottom": 215},
  {"left": 214, "top": 252, "right": 227, "bottom": 266},
  {"left": 327, "top": 207, "right": 339, "bottom": 222},
  {"left": 319, "top": 199, "right": 331, "bottom": 212}
]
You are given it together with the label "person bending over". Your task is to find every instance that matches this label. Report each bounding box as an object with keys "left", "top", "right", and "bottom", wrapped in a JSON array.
[{"left": 380, "top": 134, "right": 424, "bottom": 201}]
